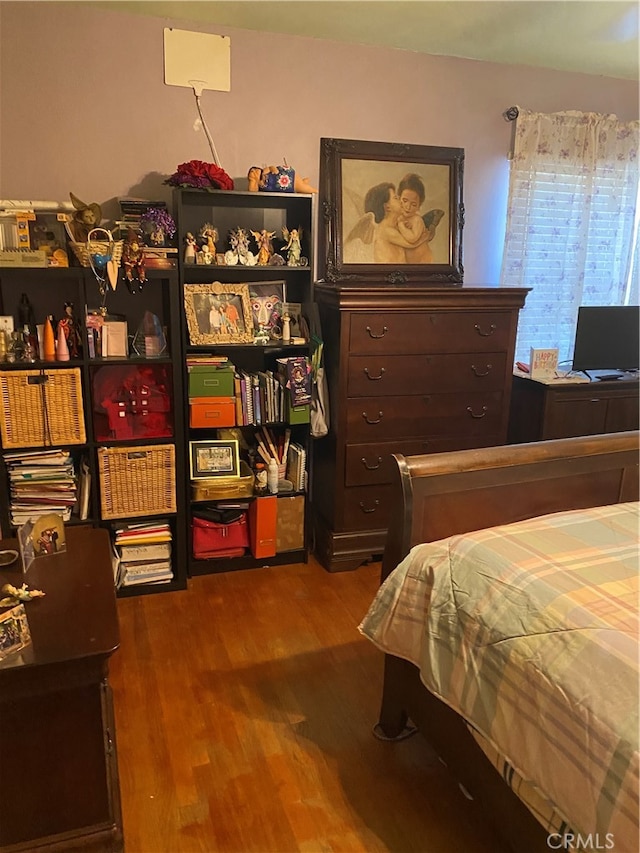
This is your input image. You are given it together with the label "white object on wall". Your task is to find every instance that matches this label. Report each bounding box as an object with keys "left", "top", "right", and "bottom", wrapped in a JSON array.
[{"left": 163, "top": 28, "right": 231, "bottom": 94}]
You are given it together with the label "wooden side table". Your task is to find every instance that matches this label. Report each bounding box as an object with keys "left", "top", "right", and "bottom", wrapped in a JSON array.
[{"left": 0, "top": 526, "right": 122, "bottom": 853}]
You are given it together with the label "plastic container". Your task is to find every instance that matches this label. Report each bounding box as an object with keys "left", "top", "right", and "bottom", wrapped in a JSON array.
[{"left": 267, "top": 458, "right": 279, "bottom": 495}]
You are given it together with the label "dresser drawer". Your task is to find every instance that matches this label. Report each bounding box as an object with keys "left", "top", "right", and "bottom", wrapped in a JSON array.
[
  {"left": 346, "top": 392, "right": 504, "bottom": 442},
  {"left": 347, "top": 352, "right": 507, "bottom": 397},
  {"left": 349, "top": 312, "right": 512, "bottom": 355},
  {"left": 342, "top": 485, "right": 393, "bottom": 531},
  {"left": 345, "top": 435, "right": 501, "bottom": 486}
]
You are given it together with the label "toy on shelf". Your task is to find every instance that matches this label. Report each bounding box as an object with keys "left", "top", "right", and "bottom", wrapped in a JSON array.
[
  {"left": 282, "top": 226, "right": 305, "bottom": 267},
  {"left": 251, "top": 228, "right": 276, "bottom": 266},
  {"left": 247, "top": 164, "right": 317, "bottom": 195},
  {"left": 184, "top": 232, "right": 197, "bottom": 264},
  {"left": 66, "top": 192, "right": 102, "bottom": 243},
  {"left": 122, "top": 229, "right": 146, "bottom": 289},
  {"left": 225, "top": 227, "right": 256, "bottom": 266}
]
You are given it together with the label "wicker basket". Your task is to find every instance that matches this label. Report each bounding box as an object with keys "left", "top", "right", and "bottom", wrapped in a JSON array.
[
  {"left": 98, "top": 443, "right": 176, "bottom": 519},
  {"left": 0, "top": 368, "right": 86, "bottom": 448},
  {"left": 69, "top": 239, "right": 124, "bottom": 268}
]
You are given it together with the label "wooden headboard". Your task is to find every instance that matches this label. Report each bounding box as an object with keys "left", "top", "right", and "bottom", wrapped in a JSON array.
[{"left": 382, "top": 431, "right": 639, "bottom": 581}]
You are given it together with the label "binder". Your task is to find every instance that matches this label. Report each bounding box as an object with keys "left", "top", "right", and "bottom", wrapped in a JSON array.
[{"left": 248, "top": 495, "right": 277, "bottom": 558}]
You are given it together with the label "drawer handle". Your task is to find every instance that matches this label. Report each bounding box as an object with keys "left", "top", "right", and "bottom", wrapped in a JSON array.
[
  {"left": 361, "top": 456, "right": 383, "bottom": 470},
  {"left": 474, "top": 323, "right": 497, "bottom": 337},
  {"left": 364, "top": 367, "right": 386, "bottom": 381},
  {"left": 359, "top": 500, "right": 380, "bottom": 514},
  {"left": 471, "top": 364, "right": 492, "bottom": 377},
  {"left": 366, "top": 325, "right": 388, "bottom": 339},
  {"left": 362, "top": 411, "right": 383, "bottom": 425},
  {"left": 467, "top": 406, "right": 488, "bottom": 418}
]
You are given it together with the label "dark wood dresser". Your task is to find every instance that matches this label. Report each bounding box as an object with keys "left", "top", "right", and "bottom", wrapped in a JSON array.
[
  {"left": 0, "top": 527, "right": 122, "bottom": 853},
  {"left": 312, "top": 284, "right": 529, "bottom": 572},
  {"left": 509, "top": 374, "right": 640, "bottom": 442}
]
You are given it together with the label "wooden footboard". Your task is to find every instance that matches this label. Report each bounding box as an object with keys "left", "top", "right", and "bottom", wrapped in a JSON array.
[
  {"left": 382, "top": 431, "right": 639, "bottom": 580},
  {"left": 377, "top": 431, "right": 639, "bottom": 852}
]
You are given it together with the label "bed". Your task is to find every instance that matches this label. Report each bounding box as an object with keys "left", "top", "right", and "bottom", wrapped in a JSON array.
[{"left": 359, "top": 431, "right": 639, "bottom": 853}]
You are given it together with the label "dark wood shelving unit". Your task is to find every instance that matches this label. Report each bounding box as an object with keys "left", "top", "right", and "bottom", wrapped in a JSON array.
[
  {"left": 0, "top": 266, "right": 188, "bottom": 595},
  {"left": 175, "top": 188, "right": 315, "bottom": 576}
]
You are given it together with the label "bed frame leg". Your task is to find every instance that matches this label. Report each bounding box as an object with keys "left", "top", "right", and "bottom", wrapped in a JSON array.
[{"left": 373, "top": 655, "right": 418, "bottom": 741}]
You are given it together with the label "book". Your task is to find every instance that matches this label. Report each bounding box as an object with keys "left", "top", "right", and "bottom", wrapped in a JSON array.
[
  {"left": 530, "top": 347, "right": 559, "bottom": 380},
  {"left": 118, "top": 542, "right": 171, "bottom": 562}
]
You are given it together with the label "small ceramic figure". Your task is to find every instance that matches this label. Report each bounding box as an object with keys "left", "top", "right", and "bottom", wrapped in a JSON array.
[
  {"left": 58, "top": 302, "right": 82, "bottom": 358},
  {"left": 199, "top": 223, "right": 218, "bottom": 257},
  {"left": 201, "top": 244, "right": 213, "bottom": 265},
  {"left": 282, "top": 312, "right": 291, "bottom": 343},
  {"left": 229, "top": 227, "right": 256, "bottom": 266},
  {"left": 282, "top": 227, "right": 303, "bottom": 266},
  {"left": 67, "top": 193, "right": 102, "bottom": 243},
  {"left": 184, "top": 232, "right": 197, "bottom": 264},
  {"left": 251, "top": 229, "right": 276, "bottom": 265},
  {"left": 122, "top": 230, "right": 146, "bottom": 286}
]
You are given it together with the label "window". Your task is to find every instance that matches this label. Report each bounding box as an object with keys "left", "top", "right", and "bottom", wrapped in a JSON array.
[{"left": 500, "top": 110, "right": 639, "bottom": 365}]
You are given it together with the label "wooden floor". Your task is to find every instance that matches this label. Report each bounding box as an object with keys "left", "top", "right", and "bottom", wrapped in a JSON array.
[{"left": 110, "top": 556, "right": 508, "bottom": 853}]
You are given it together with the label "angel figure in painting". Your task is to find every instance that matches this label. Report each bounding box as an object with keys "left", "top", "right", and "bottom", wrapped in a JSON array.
[
  {"left": 251, "top": 228, "right": 276, "bottom": 265},
  {"left": 345, "top": 181, "right": 437, "bottom": 265},
  {"left": 282, "top": 226, "right": 303, "bottom": 266}
]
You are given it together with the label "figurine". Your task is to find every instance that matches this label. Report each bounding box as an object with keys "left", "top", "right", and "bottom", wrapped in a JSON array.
[
  {"left": 251, "top": 229, "right": 276, "bottom": 265},
  {"left": 199, "top": 223, "right": 218, "bottom": 256},
  {"left": 67, "top": 192, "right": 102, "bottom": 243},
  {"left": 58, "top": 302, "right": 82, "bottom": 358},
  {"left": 246, "top": 164, "right": 317, "bottom": 194},
  {"left": 0, "top": 583, "right": 45, "bottom": 608},
  {"left": 282, "top": 227, "right": 303, "bottom": 266},
  {"left": 184, "top": 232, "right": 197, "bottom": 264},
  {"left": 201, "top": 244, "right": 214, "bottom": 265},
  {"left": 122, "top": 229, "right": 146, "bottom": 287},
  {"left": 226, "top": 227, "right": 256, "bottom": 266}
]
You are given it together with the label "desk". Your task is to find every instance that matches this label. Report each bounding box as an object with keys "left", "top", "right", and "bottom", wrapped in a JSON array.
[
  {"left": 508, "top": 374, "right": 640, "bottom": 443},
  {"left": 0, "top": 527, "right": 122, "bottom": 853}
]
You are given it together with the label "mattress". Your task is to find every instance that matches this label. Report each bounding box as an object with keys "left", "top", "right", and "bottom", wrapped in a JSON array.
[{"left": 359, "top": 502, "right": 639, "bottom": 850}]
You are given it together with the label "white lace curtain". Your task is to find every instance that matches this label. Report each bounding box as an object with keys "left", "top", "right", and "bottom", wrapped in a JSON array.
[{"left": 500, "top": 109, "right": 639, "bottom": 364}]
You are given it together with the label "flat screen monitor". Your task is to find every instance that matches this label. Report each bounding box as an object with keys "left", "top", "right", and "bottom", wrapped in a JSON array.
[{"left": 571, "top": 306, "right": 639, "bottom": 372}]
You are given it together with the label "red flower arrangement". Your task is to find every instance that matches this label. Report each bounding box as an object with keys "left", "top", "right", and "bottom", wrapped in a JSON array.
[{"left": 165, "top": 160, "right": 234, "bottom": 191}]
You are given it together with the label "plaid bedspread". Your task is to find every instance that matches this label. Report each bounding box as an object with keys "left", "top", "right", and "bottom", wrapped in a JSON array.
[{"left": 359, "top": 502, "right": 639, "bottom": 851}]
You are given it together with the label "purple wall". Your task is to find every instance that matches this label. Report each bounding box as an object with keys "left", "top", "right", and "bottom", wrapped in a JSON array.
[{"left": 1, "top": 2, "right": 637, "bottom": 284}]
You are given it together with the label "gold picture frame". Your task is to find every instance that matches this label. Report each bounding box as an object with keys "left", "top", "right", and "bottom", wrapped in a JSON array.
[{"left": 184, "top": 282, "right": 254, "bottom": 345}]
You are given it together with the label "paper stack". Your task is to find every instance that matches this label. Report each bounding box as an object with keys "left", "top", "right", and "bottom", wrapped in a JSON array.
[
  {"left": 3, "top": 449, "right": 78, "bottom": 526},
  {"left": 112, "top": 520, "right": 173, "bottom": 588}
]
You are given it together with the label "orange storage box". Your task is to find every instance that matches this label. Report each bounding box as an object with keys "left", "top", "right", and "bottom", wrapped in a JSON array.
[{"left": 189, "top": 396, "right": 236, "bottom": 428}]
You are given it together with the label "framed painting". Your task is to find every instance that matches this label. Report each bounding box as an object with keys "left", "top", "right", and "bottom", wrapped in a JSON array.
[
  {"left": 184, "top": 282, "right": 254, "bottom": 345},
  {"left": 318, "top": 137, "right": 464, "bottom": 285},
  {"left": 189, "top": 439, "right": 240, "bottom": 479}
]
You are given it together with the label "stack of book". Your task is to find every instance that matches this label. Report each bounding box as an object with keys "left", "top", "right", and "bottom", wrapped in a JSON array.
[
  {"left": 234, "top": 370, "right": 286, "bottom": 426},
  {"left": 3, "top": 449, "right": 79, "bottom": 526},
  {"left": 112, "top": 520, "right": 173, "bottom": 588}
]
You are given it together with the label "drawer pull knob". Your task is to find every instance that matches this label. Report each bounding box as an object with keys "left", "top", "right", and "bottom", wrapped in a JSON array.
[
  {"left": 467, "top": 405, "right": 488, "bottom": 418},
  {"left": 366, "top": 325, "right": 388, "bottom": 339},
  {"left": 359, "top": 500, "right": 380, "bottom": 514},
  {"left": 362, "top": 411, "right": 383, "bottom": 425},
  {"left": 361, "top": 456, "right": 383, "bottom": 470},
  {"left": 364, "top": 367, "right": 386, "bottom": 381},
  {"left": 471, "top": 364, "right": 492, "bottom": 377},
  {"left": 474, "top": 323, "right": 497, "bottom": 337}
]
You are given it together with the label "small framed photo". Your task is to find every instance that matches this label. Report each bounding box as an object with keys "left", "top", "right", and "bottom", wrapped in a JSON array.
[
  {"left": 0, "top": 603, "right": 31, "bottom": 661},
  {"left": 189, "top": 439, "right": 240, "bottom": 480},
  {"left": 0, "top": 316, "right": 14, "bottom": 337},
  {"left": 184, "top": 282, "right": 254, "bottom": 345},
  {"left": 18, "top": 512, "right": 66, "bottom": 573},
  {"left": 248, "top": 281, "right": 285, "bottom": 340}
]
